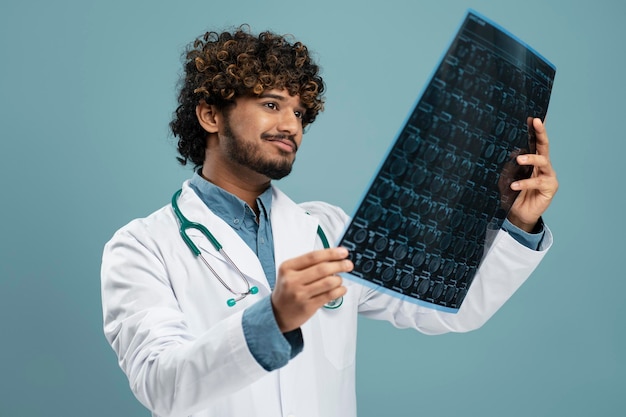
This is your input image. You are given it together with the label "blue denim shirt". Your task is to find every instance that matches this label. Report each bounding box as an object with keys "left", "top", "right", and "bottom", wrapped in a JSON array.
[{"left": 189, "top": 172, "right": 544, "bottom": 371}]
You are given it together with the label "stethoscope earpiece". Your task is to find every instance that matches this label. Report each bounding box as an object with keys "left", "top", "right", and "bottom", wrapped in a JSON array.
[{"left": 226, "top": 287, "right": 259, "bottom": 307}]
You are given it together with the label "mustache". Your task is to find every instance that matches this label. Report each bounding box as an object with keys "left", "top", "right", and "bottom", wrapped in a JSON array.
[{"left": 261, "top": 134, "right": 298, "bottom": 151}]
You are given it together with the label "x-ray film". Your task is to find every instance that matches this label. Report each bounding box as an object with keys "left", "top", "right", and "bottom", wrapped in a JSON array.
[{"left": 338, "top": 10, "right": 556, "bottom": 313}]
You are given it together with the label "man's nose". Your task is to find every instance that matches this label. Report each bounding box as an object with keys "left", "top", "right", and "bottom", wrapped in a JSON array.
[{"left": 277, "top": 111, "right": 301, "bottom": 135}]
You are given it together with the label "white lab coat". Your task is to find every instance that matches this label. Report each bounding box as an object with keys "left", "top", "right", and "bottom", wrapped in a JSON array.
[{"left": 101, "top": 182, "right": 552, "bottom": 417}]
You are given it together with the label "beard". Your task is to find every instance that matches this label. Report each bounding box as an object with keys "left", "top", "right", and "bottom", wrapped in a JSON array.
[{"left": 221, "top": 116, "right": 296, "bottom": 180}]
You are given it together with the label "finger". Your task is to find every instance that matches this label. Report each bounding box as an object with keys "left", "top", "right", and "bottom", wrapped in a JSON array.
[
  {"left": 515, "top": 153, "right": 554, "bottom": 174},
  {"left": 307, "top": 258, "right": 353, "bottom": 280},
  {"left": 310, "top": 284, "right": 348, "bottom": 308},
  {"left": 281, "top": 247, "right": 349, "bottom": 272},
  {"left": 284, "top": 258, "right": 352, "bottom": 288},
  {"left": 511, "top": 175, "right": 558, "bottom": 195},
  {"left": 304, "top": 274, "right": 344, "bottom": 297},
  {"left": 532, "top": 117, "right": 550, "bottom": 157},
  {"left": 277, "top": 255, "right": 353, "bottom": 289},
  {"left": 275, "top": 275, "right": 344, "bottom": 306}
]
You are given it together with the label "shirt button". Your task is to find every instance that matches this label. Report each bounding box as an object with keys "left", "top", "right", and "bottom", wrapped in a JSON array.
[
  {"left": 233, "top": 219, "right": 240, "bottom": 224},
  {"left": 260, "top": 238, "right": 265, "bottom": 244}
]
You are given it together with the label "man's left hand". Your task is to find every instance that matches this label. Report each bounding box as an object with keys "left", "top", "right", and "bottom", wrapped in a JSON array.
[{"left": 507, "top": 117, "right": 559, "bottom": 232}]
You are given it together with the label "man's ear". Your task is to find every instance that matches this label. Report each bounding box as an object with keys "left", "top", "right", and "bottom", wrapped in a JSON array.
[{"left": 196, "top": 101, "right": 220, "bottom": 133}]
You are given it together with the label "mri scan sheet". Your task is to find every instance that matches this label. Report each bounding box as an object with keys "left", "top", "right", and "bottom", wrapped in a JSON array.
[{"left": 338, "top": 10, "right": 556, "bottom": 313}]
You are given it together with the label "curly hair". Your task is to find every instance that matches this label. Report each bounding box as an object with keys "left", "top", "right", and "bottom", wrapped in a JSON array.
[{"left": 170, "top": 25, "right": 326, "bottom": 167}]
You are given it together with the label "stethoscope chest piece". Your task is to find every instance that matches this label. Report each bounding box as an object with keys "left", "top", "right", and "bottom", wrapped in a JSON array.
[{"left": 324, "top": 297, "right": 343, "bottom": 309}]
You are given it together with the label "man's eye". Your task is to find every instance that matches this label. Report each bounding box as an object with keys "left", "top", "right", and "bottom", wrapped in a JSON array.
[
  {"left": 294, "top": 111, "right": 304, "bottom": 119},
  {"left": 265, "top": 102, "right": 277, "bottom": 110}
]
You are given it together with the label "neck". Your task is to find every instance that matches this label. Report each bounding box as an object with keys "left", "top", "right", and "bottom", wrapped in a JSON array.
[{"left": 200, "top": 166, "right": 270, "bottom": 215}]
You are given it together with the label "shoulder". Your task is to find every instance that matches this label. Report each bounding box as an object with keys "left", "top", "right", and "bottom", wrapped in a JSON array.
[
  {"left": 298, "top": 201, "right": 350, "bottom": 241},
  {"left": 105, "top": 204, "right": 177, "bottom": 251},
  {"left": 110, "top": 183, "right": 202, "bottom": 243},
  {"left": 298, "top": 200, "right": 348, "bottom": 220},
  {"left": 271, "top": 186, "right": 350, "bottom": 229}
]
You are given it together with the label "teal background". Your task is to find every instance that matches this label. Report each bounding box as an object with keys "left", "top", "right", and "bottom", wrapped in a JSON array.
[{"left": 1, "top": 0, "right": 623, "bottom": 415}]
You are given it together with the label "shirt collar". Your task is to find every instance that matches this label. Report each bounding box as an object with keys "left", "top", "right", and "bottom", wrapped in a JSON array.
[{"left": 189, "top": 170, "right": 273, "bottom": 228}]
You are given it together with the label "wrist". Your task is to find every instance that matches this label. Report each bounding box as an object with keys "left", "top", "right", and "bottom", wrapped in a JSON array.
[{"left": 507, "top": 213, "right": 542, "bottom": 233}]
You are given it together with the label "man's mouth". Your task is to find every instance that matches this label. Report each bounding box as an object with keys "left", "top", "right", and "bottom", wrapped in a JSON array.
[{"left": 263, "top": 135, "right": 298, "bottom": 152}]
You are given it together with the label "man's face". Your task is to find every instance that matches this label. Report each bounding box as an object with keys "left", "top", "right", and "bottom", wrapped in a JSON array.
[{"left": 217, "top": 89, "right": 305, "bottom": 180}]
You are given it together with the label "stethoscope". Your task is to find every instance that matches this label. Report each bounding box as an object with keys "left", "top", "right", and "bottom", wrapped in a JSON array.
[{"left": 172, "top": 189, "right": 343, "bottom": 309}]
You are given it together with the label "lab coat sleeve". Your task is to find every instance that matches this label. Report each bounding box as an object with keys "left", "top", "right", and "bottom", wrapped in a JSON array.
[
  {"left": 301, "top": 201, "right": 552, "bottom": 335},
  {"left": 101, "top": 222, "right": 268, "bottom": 417},
  {"left": 357, "top": 226, "right": 553, "bottom": 334}
]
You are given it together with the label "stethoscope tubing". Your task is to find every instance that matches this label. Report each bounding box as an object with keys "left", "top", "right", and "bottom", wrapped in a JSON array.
[{"left": 172, "top": 189, "right": 341, "bottom": 309}]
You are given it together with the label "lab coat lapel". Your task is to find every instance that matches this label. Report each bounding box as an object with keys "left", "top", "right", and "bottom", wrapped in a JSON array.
[
  {"left": 270, "top": 187, "right": 322, "bottom": 409},
  {"left": 177, "top": 182, "right": 270, "bottom": 292},
  {"left": 270, "top": 187, "right": 320, "bottom": 269}
]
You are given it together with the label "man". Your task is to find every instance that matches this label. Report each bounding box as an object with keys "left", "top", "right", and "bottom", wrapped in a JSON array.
[{"left": 101, "top": 27, "right": 558, "bottom": 417}]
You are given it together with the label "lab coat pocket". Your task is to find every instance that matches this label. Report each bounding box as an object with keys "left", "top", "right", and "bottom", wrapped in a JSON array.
[{"left": 318, "top": 300, "right": 358, "bottom": 370}]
